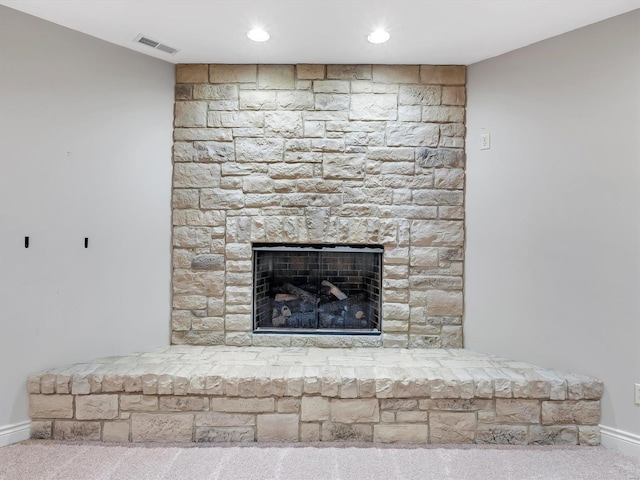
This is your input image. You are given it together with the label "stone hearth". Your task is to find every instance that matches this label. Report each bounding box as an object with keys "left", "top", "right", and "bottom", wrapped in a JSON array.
[{"left": 29, "top": 346, "right": 602, "bottom": 445}]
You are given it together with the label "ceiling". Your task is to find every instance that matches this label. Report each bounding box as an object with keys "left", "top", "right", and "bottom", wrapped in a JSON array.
[{"left": 1, "top": 0, "right": 638, "bottom": 65}]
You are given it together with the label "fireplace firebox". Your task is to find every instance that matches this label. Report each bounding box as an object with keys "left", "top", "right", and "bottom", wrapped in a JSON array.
[{"left": 253, "top": 244, "right": 382, "bottom": 334}]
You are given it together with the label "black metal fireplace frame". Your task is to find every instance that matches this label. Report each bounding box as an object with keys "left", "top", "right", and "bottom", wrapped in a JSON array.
[{"left": 252, "top": 243, "right": 383, "bottom": 335}]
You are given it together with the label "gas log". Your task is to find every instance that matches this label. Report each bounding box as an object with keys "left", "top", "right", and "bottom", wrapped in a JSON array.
[
  {"left": 271, "top": 283, "right": 316, "bottom": 327},
  {"left": 319, "top": 293, "right": 368, "bottom": 329},
  {"left": 274, "top": 294, "right": 297, "bottom": 301},
  {"left": 318, "top": 293, "right": 365, "bottom": 315},
  {"left": 321, "top": 280, "right": 347, "bottom": 300},
  {"left": 282, "top": 283, "right": 317, "bottom": 304},
  {"left": 270, "top": 282, "right": 371, "bottom": 329}
]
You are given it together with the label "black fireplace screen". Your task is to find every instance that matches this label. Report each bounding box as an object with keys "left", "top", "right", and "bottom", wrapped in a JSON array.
[{"left": 253, "top": 244, "right": 382, "bottom": 333}]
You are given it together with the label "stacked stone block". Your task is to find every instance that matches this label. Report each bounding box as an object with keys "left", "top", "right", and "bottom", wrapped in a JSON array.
[
  {"left": 29, "top": 378, "right": 601, "bottom": 445},
  {"left": 172, "top": 64, "right": 466, "bottom": 347}
]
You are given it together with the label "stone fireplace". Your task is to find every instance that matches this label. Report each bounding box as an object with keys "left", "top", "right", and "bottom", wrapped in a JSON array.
[
  {"left": 28, "top": 65, "right": 603, "bottom": 445},
  {"left": 26, "top": 66, "right": 605, "bottom": 448},
  {"left": 172, "top": 64, "right": 466, "bottom": 348}
]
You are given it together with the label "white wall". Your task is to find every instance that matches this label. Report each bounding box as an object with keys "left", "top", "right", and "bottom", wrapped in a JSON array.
[
  {"left": 466, "top": 7, "right": 640, "bottom": 446},
  {"left": 0, "top": 5, "right": 174, "bottom": 437}
]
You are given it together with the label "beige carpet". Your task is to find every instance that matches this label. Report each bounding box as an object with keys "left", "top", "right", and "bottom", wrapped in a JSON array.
[{"left": 1, "top": 441, "right": 638, "bottom": 480}]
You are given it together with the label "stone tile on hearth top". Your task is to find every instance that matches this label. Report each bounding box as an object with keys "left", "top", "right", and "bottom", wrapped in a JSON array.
[{"left": 29, "top": 346, "right": 602, "bottom": 401}]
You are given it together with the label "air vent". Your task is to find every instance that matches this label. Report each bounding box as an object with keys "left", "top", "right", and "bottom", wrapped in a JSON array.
[{"left": 134, "top": 34, "right": 178, "bottom": 55}]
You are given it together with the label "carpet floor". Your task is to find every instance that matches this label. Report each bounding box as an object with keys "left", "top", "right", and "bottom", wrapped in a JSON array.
[{"left": 1, "top": 441, "right": 638, "bottom": 480}]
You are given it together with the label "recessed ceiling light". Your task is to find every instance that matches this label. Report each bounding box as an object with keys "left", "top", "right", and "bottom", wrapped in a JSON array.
[
  {"left": 247, "top": 28, "right": 269, "bottom": 42},
  {"left": 367, "top": 29, "right": 390, "bottom": 44}
]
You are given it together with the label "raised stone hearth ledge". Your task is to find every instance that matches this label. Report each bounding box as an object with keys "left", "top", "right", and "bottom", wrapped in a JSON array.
[{"left": 29, "top": 346, "right": 602, "bottom": 445}]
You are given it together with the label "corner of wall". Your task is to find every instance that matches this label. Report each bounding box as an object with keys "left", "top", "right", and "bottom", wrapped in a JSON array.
[
  {"left": 600, "top": 425, "right": 640, "bottom": 460},
  {"left": 0, "top": 421, "right": 31, "bottom": 447}
]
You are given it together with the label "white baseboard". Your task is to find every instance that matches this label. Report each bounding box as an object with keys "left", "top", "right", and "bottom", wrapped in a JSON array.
[
  {"left": 600, "top": 424, "right": 640, "bottom": 460},
  {"left": 0, "top": 420, "right": 31, "bottom": 447}
]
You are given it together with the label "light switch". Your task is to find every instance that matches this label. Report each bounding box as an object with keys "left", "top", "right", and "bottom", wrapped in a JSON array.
[{"left": 480, "top": 133, "right": 491, "bottom": 150}]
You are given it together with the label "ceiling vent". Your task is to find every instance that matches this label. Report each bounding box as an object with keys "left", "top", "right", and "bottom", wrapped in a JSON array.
[{"left": 134, "top": 34, "right": 179, "bottom": 55}]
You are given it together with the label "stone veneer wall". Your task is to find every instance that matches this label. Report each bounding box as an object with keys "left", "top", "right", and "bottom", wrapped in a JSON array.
[{"left": 172, "top": 64, "right": 466, "bottom": 348}]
